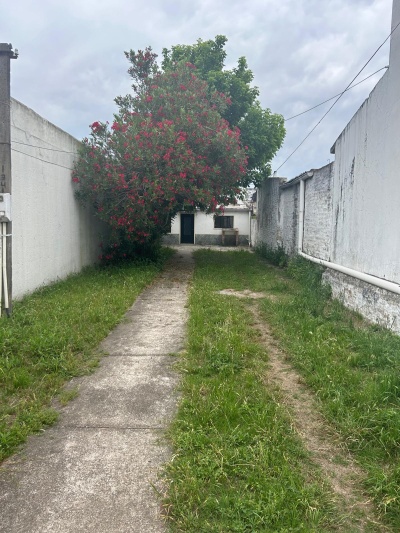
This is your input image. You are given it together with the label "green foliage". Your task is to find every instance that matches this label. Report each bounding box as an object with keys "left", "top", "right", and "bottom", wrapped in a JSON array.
[
  {"left": 255, "top": 242, "right": 288, "bottom": 267},
  {"left": 162, "top": 36, "right": 228, "bottom": 80},
  {"left": 162, "top": 37, "right": 258, "bottom": 128},
  {"left": 239, "top": 103, "right": 286, "bottom": 185},
  {"left": 162, "top": 36, "right": 285, "bottom": 185}
]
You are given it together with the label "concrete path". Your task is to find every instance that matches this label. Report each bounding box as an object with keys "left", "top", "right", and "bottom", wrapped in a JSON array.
[{"left": 0, "top": 248, "right": 194, "bottom": 533}]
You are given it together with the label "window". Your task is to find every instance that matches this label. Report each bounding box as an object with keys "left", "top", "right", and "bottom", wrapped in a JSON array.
[{"left": 214, "top": 215, "right": 234, "bottom": 229}]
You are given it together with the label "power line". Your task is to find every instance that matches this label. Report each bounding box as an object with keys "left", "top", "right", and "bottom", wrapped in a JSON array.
[
  {"left": 284, "top": 66, "right": 388, "bottom": 121},
  {"left": 11, "top": 139, "right": 78, "bottom": 154},
  {"left": 275, "top": 19, "right": 400, "bottom": 173},
  {"left": 11, "top": 148, "right": 75, "bottom": 170}
]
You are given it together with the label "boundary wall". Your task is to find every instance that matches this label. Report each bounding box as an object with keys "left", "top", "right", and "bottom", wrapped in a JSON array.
[
  {"left": 11, "top": 99, "right": 106, "bottom": 299},
  {"left": 255, "top": 157, "right": 399, "bottom": 334},
  {"left": 255, "top": 1, "right": 400, "bottom": 334}
]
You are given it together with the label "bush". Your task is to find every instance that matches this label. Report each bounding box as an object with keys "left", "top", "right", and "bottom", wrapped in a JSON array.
[{"left": 255, "top": 243, "right": 288, "bottom": 267}]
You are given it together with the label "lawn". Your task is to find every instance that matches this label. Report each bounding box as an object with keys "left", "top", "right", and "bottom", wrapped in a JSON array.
[{"left": 164, "top": 249, "right": 400, "bottom": 532}]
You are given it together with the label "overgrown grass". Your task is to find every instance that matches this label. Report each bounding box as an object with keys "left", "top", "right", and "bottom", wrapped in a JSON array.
[
  {"left": 0, "top": 252, "right": 171, "bottom": 462},
  {"left": 260, "top": 255, "right": 400, "bottom": 528},
  {"left": 255, "top": 242, "right": 289, "bottom": 268},
  {"left": 164, "top": 250, "right": 340, "bottom": 532}
]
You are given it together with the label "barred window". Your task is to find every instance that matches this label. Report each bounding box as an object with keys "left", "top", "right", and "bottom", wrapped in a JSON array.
[{"left": 214, "top": 216, "right": 234, "bottom": 229}]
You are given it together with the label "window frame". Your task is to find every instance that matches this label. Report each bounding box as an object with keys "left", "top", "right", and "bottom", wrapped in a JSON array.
[{"left": 214, "top": 215, "right": 234, "bottom": 229}]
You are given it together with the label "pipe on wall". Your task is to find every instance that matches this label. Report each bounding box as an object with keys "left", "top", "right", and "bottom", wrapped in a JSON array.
[
  {"left": 299, "top": 251, "right": 400, "bottom": 295},
  {"left": 298, "top": 178, "right": 305, "bottom": 253},
  {"left": 2, "top": 222, "right": 9, "bottom": 314},
  {"left": 297, "top": 176, "right": 400, "bottom": 296}
]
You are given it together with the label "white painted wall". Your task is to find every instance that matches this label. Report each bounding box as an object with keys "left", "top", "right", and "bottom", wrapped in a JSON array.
[
  {"left": 11, "top": 99, "right": 106, "bottom": 299},
  {"left": 195, "top": 209, "right": 250, "bottom": 236},
  {"left": 254, "top": 1, "right": 400, "bottom": 334},
  {"left": 330, "top": 75, "right": 399, "bottom": 280},
  {"left": 169, "top": 208, "right": 250, "bottom": 243},
  {"left": 330, "top": 1, "right": 400, "bottom": 281}
]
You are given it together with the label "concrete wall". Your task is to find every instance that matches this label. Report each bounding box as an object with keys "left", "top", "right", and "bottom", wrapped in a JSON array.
[
  {"left": 279, "top": 182, "right": 299, "bottom": 255},
  {"left": 254, "top": 178, "right": 282, "bottom": 249},
  {"left": 254, "top": 2, "right": 400, "bottom": 334},
  {"left": 256, "top": 158, "right": 399, "bottom": 334},
  {"left": 11, "top": 99, "right": 106, "bottom": 299},
  {"left": 322, "top": 0, "right": 400, "bottom": 332},
  {"left": 303, "top": 163, "right": 333, "bottom": 261},
  {"left": 165, "top": 209, "right": 251, "bottom": 246},
  {"left": 254, "top": 164, "right": 333, "bottom": 257}
]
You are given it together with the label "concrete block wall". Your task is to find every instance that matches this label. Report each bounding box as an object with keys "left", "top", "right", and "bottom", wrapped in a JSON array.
[
  {"left": 279, "top": 183, "right": 299, "bottom": 255},
  {"left": 255, "top": 164, "right": 332, "bottom": 256},
  {"left": 254, "top": 178, "right": 282, "bottom": 249},
  {"left": 303, "top": 163, "right": 333, "bottom": 260},
  {"left": 323, "top": 269, "right": 400, "bottom": 335},
  {"left": 11, "top": 99, "right": 106, "bottom": 299},
  {"left": 254, "top": 3, "right": 400, "bottom": 335}
]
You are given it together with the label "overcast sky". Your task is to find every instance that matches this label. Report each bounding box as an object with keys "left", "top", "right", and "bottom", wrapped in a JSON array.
[{"left": 1, "top": 0, "right": 394, "bottom": 178}]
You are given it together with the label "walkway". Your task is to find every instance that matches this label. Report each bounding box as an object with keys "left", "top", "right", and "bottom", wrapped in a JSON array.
[{"left": 0, "top": 249, "right": 194, "bottom": 533}]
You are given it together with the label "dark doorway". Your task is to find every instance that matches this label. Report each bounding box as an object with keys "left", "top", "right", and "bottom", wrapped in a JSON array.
[{"left": 180, "top": 214, "right": 195, "bottom": 244}]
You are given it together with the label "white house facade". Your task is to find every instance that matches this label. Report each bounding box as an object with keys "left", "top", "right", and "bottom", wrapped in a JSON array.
[{"left": 163, "top": 203, "right": 252, "bottom": 246}]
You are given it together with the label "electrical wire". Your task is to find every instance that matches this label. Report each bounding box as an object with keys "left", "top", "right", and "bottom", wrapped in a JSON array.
[
  {"left": 11, "top": 140, "right": 78, "bottom": 154},
  {"left": 284, "top": 66, "right": 388, "bottom": 121},
  {"left": 275, "top": 19, "right": 400, "bottom": 173},
  {"left": 11, "top": 148, "right": 76, "bottom": 170}
]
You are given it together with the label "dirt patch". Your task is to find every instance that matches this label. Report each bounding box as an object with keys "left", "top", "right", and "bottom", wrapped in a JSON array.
[
  {"left": 217, "top": 288, "right": 278, "bottom": 300},
  {"left": 247, "top": 301, "right": 387, "bottom": 532}
]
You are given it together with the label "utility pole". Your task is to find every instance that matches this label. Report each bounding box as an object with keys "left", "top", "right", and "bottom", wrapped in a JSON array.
[{"left": 0, "top": 43, "right": 18, "bottom": 316}]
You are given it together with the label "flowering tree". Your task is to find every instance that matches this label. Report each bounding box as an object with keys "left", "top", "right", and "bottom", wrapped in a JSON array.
[
  {"left": 73, "top": 56, "right": 247, "bottom": 259},
  {"left": 162, "top": 36, "right": 285, "bottom": 185}
]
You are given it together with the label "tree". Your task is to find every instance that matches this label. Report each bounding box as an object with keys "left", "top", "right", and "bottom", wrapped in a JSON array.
[
  {"left": 162, "top": 36, "right": 285, "bottom": 185},
  {"left": 73, "top": 59, "right": 247, "bottom": 260}
]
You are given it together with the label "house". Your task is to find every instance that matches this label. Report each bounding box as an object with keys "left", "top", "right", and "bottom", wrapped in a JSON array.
[{"left": 163, "top": 199, "right": 252, "bottom": 246}]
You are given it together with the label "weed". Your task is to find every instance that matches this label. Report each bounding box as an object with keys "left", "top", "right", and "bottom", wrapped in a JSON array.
[
  {"left": 255, "top": 243, "right": 288, "bottom": 267},
  {"left": 164, "top": 250, "right": 339, "bottom": 532},
  {"left": 258, "top": 251, "right": 400, "bottom": 529},
  {"left": 58, "top": 387, "right": 79, "bottom": 406}
]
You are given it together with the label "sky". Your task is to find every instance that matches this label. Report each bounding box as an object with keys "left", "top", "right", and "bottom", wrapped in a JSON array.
[{"left": 1, "top": 0, "right": 394, "bottom": 179}]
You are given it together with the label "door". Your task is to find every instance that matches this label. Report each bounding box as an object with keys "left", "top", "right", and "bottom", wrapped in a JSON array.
[{"left": 180, "top": 214, "right": 195, "bottom": 244}]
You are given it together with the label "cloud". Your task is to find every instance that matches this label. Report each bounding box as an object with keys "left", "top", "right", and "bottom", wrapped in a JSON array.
[{"left": 1, "top": 0, "right": 394, "bottom": 177}]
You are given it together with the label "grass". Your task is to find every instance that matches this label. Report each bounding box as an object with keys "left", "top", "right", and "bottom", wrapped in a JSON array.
[
  {"left": 165, "top": 249, "right": 400, "bottom": 532},
  {"left": 164, "top": 250, "right": 339, "bottom": 532},
  {"left": 0, "top": 252, "right": 171, "bottom": 462},
  {"left": 261, "top": 256, "right": 400, "bottom": 528},
  {"left": 255, "top": 242, "right": 289, "bottom": 268}
]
